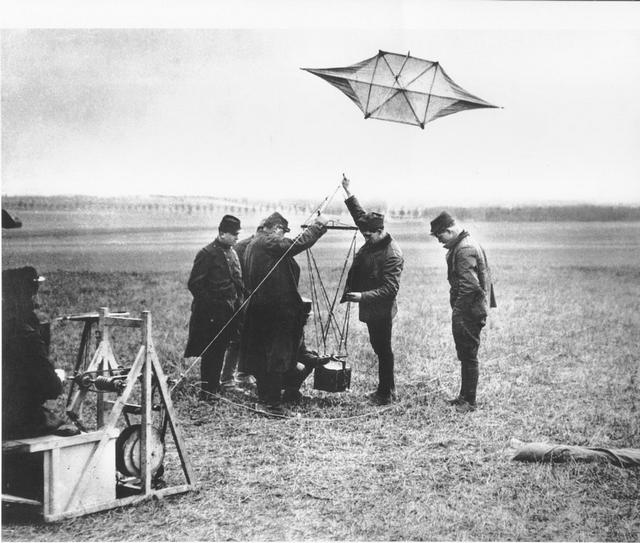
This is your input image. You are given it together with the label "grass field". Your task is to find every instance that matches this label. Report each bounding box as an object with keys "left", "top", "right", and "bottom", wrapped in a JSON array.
[{"left": 2, "top": 215, "right": 640, "bottom": 541}]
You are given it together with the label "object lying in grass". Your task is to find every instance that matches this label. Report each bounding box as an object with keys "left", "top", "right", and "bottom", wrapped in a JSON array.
[{"left": 510, "top": 438, "right": 640, "bottom": 468}]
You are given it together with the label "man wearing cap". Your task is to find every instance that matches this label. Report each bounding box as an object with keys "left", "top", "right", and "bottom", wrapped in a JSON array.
[
  {"left": 219, "top": 220, "right": 266, "bottom": 389},
  {"left": 341, "top": 176, "right": 404, "bottom": 405},
  {"left": 2, "top": 267, "right": 70, "bottom": 439},
  {"left": 184, "top": 214, "right": 245, "bottom": 397},
  {"left": 240, "top": 211, "right": 329, "bottom": 415},
  {"left": 430, "top": 211, "right": 496, "bottom": 413}
]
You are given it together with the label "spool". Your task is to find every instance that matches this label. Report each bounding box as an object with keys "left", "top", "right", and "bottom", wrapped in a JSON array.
[{"left": 115, "top": 424, "right": 165, "bottom": 477}]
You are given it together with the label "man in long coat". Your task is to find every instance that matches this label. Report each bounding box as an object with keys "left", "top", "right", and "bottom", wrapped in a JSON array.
[
  {"left": 219, "top": 220, "right": 265, "bottom": 388},
  {"left": 240, "top": 211, "right": 328, "bottom": 414},
  {"left": 184, "top": 214, "right": 243, "bottom": 396},
  {"left": 430, "top": 211, "right": 496, "bottom": 413},
  {"left": 340, "top": 176, "right": 404, "bottom": 405},
  {"left": 2, "top": 267, "right": 66, "bottom": 439}
]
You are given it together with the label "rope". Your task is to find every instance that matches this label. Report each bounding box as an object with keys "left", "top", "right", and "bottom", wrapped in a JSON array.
[
  {"left": 189, "top": 379, "right": 444, "bottom": 423},
  {"left": 171, "top": 182, "right": 343, "bottom": 394},
  {"left": 304, "top": 229, "right": 357, "bottom": 360}
]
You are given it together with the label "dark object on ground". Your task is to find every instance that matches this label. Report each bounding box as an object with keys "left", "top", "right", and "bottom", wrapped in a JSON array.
[
  {"left": 511, "top": 439, "right": 640, "bottom": 468},
  {"left": 314, "top": 360, "right": 351, "bottom": 393}
]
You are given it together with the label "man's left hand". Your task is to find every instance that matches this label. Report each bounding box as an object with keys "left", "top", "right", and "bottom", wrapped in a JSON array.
[{"left": 345, "top": 292, "right": 362, "bottom": 303}]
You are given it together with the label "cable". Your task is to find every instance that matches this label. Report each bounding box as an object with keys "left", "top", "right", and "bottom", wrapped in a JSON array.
[
  {"left": 188, "top": 377, "right": 444, "bottom": 423},
  {"left": 171, "top": 182, "right": 343, "bottom": 394}
]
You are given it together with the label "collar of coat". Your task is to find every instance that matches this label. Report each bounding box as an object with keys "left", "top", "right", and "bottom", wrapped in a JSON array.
[
  {"left": 211, "top": 237, "right": 233, "bottom": 251},
  {"left": 445, "top": 230, "right": 470, "bottom": 251},
  {"left": 360, "top": 232, "right": 393, "bottom": 252}
]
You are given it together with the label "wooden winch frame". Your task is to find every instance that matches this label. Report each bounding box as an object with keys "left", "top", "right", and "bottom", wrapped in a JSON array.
[{"left": 60, "top": 307, "right": 195, "bottom": 517}]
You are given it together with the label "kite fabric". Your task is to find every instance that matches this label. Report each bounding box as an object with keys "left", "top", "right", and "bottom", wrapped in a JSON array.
[
  {"left": 511, "top": 439, "right": 640, "bottom": 468},
  {"left": 302, "top": 50, "right": 498, "bottom": 129}
]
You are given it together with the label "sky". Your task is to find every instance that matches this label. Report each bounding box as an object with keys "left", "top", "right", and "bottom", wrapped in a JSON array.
[{"left": 1, "top": 1, "right": 640, "bottom": 207}]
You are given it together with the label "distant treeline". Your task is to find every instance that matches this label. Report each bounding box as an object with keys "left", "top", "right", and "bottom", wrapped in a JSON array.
[
  {"left": 2, "top": 195, "right": 640, "bottom": 222},
  {"left": 386, "top": 205, "right": 640, "bottom": 222}
]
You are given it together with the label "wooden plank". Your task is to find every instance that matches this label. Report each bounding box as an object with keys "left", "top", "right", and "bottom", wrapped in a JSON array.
[
  {"left": 44, "top": 484, "right": 194, "bottom": 522},
  {"left": 1, "top": 493, "right": 42, "bottom": 506},
  {"left": 151, "top": 345, "right": 195, "bottom": 485},
  {"left": 104, "top": 316, "right": 143, "bottom": 328},
  {"left": 3, "top": 430, "right": 118, "bottom": 454},
  {"left": 141, "top": 311, "right": 153, "bottom": 494},
  {"left": 48, "top": 448, "right": 61, "bottom": 515}
]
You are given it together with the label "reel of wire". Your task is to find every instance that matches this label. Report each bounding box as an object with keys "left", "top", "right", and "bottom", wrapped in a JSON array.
[
  {"left": 74, "top": 371, "right": 128, "bottom": 393},
  {"left": 92, "top": 375, "right": 127, "bottom": 393}
]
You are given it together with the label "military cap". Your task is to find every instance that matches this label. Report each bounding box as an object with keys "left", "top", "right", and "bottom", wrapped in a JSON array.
[
  {"left": 218, "top": 214, "right": 241, "bottom": 234},
  {"left": 430, "top": 211, "right": 456, "bottom": 236},
  {"left": 2, "top": 266, "right": 45, "bottom": 298},
  {"left": 263, "top": 212, "right": 290, "bottom": 233},
  {"left": 356, "top": 211, "right": 385, "bottom": 232}
]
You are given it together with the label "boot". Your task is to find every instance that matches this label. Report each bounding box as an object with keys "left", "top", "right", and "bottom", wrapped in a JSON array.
[{"left": 460, "top": 365, "right": 479, "bottom": 407}]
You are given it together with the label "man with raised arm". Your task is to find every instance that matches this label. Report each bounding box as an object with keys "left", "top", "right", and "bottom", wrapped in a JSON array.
[
  {"left": 341, "top": 176, "right": 404, "bottom": 405},
  {"left": 240, "top": 211, "right": 329, "bottom": 415}
]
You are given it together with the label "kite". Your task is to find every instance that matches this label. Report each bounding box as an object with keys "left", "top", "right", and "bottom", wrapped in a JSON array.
[{"left": 302, "top": 50, "right": 499, "bottom": 129}]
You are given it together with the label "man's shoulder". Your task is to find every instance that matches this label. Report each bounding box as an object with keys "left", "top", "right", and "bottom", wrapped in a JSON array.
[
  {"left": 380, "top": 235, "right": 403, "bottom": 259},
  {"left": 388, "top": 236, "right": 402, "bottom": 255},
  {"left": 453, "top": 234, "right": 484, "bottom": 259}
]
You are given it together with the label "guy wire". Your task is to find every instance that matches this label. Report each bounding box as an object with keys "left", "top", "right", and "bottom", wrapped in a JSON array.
[{"left": 171, "top": 181, "right": 343, "bottom": 394}]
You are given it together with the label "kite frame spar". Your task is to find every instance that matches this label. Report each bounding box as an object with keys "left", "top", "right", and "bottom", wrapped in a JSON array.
[{"left": 302, "top": 50, "right": 499, "bottom": 129}]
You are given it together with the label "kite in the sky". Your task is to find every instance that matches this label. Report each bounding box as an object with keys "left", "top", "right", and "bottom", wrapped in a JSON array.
[{"left": 302, "top": 50, "right": 499, "bottom": 129}]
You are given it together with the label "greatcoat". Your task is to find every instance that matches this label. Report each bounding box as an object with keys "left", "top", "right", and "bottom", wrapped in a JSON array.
[
  {"left": 184, "top": 238, "right": 243, "bottom": 358},
  {"left": 2, "top": 315, "right": 63, "bottom": 439},
  {"left": 240, "top": 223, "right": 326, "bottom": 374}
]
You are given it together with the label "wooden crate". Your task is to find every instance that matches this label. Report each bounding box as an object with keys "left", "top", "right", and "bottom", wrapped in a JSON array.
[{"left": 3, "top": 429, "right": 118, "bottom": 521}]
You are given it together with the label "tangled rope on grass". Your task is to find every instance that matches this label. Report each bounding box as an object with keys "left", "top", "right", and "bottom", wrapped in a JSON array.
[{"left": 188, "top": 378, "right": 445, "bottom": 423}]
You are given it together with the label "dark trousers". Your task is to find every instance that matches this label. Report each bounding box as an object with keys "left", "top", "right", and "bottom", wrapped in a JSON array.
[
  {"left": 255, "top": 369, "right": 283, "bottom": 406},
  {"left": 366, "top": 315, "right": 395, "bottom": 397},
  {"left": 452, "top": 316, "right": 486, "bottom": 404},
  {"left": 283, "top": 363, "right": 314, "bottom": 392},
  {"left": 221, "top": 307, "right": 247, "bottom": 382},
  {"left": 201, "top": 320, "right": 235, "bottom": 393}
]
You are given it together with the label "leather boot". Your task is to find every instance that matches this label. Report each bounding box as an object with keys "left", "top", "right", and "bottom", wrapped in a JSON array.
[{"left": 460, "top": 365, "right": 479, "bottom": 406}]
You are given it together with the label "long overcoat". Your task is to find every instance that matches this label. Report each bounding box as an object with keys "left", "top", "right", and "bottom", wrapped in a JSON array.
[
  {"left": 2, "top": 315, "right": 63, "bottom": 439},
  {"left": 184, "top": 239, "right": 243, "bottom": 357},
  {"left": 240, "top": 223, "right": 326, "bottom": 374},
  {"left": 341, "top": 196, "right": 404, "bottom": 322}
]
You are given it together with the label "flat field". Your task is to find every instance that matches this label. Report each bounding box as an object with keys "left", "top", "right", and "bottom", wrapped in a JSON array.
[{"left": 2, "top": 211, "right": 640, "bottom": 541}]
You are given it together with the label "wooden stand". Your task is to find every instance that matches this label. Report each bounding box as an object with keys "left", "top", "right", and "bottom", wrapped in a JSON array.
[{"left": 2, "top": 308, "right": 195, "bottom": 522}]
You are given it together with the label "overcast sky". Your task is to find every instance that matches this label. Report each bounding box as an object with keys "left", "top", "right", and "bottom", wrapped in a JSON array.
[{"left": 2, "top": 2, "right": 639, "bottom": 206}]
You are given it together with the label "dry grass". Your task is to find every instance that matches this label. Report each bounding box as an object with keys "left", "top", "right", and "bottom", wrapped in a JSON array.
[{"left": 2, "top": 223, "right": 640, "bottom": 541}]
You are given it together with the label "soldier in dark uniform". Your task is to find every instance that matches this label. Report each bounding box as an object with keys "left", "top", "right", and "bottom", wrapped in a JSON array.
[
  {"left": 184, "top": 215, "right": 244, "bottom": 396},
  {"left": 2, "top": 267, "right": 66, "bottom": 439},
  {"left": 220, "top": 220, "right": 265, "bottom": 389},
  {"left": 430, "top": 211, "right": 496, "bottom": 413},
  {"left": 340, "top": 176, "right": 404, "bottom": 405},
  {"left": 240, "top": 211, "right": 328, "bottom": 415}
]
